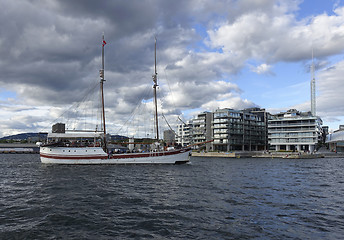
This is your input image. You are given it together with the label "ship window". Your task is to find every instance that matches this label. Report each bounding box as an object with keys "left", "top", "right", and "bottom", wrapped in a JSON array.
[
  {"left": 50, "top": 149, "right": 52, "bottom": 151},
  {"left": 74, "top": 150, "right": 76, "bottom": 152},
  {"left": 63, "top": 150, "right": 65, "bottom": 152},
  {"left": 85, "top": 150, "right": 87, "bottom": 152},
  {"left": 68, "top": 150, "right": 70, "bottom": 152}
]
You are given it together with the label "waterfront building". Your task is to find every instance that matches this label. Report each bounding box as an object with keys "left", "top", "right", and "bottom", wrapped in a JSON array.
[
  {"left": 212, "top": 108, "right": 268, "bottom": 151},
  {"left": 268, "top": 109, "right": 323, "bottom": 152},
  {"left": 326, "top": 126, "right": 344, "bottom": 152},
  {"left": 163, "top": 130, "right": 175, "bottom": 145},
  {"left": 192, "top": 112, "right": 213, "bottom": 151},
  {"left": 322, "top": 126, "right": 329, "bottom": 136},
  {"left": 247, "top": 108, "right": 271, "bottom": 150},
  {"left": 176, "top": 120, "right": 193, "bottom": 147},
  {"left": 52, "top": 123, "right": 65, "bottom": 133}
]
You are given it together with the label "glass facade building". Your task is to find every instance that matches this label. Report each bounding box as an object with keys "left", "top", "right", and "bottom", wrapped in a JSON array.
[{"left": 212, "top": 108, "right": 268, "bottom": 151}]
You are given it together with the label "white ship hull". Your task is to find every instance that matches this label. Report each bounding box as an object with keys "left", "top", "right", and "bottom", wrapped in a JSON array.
[{"left": 40, "top": 146, "right": 191, "bottom": 164}]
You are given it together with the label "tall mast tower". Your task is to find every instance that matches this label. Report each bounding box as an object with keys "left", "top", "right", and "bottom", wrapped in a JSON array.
[
  {"left": 100, "top": 33, "right": 107, "bottom": 151},
  {"left": 152, "top": 37, "right": 159, "bottom": 141},
  {"left": 311, "top": 49, "right": 316, "bottom": 116}
]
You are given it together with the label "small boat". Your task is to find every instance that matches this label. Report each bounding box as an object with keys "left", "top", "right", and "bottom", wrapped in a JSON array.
[{"left": 38, "top": 35, "right": 191, "bottom": 164}]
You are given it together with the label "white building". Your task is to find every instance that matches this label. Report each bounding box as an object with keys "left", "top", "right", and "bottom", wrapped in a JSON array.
[
  {"left": 192, "top": 112, "right": 212, "bottom": 151},
  {"left": 326, "top": 126, "right": 344, "bottom": 152},
  {"left": 177, "top": 120, "right": 193, "bottom": 147},
  {"left": 268, "top": 109, "right": 323, "bottom": 152}
]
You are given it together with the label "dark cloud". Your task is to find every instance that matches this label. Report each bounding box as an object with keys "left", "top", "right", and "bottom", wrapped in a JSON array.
[
  {"left": 1, "top": 0, "right": 344, "bottom": 136},
  {"left": 0, "top": 0, "right": 228, "bottom": 107}
]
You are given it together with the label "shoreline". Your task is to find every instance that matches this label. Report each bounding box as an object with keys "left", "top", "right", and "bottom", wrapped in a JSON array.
[
  {"left": 0, "top": 143, "right": 39, "bottom": 154},
  {"left": 192, "top": 151, "right": 344, "bottom": 159}
]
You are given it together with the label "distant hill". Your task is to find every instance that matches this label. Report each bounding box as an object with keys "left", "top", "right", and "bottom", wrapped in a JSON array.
[
  {"left": 110, "top": 135, "right": 128, "bottom": 141},
  {"left": 0, "top": 133, "right": 47, "bottom": 140},
  {"left": 0, "top": 133, "right": 128, "bottom": 141}
]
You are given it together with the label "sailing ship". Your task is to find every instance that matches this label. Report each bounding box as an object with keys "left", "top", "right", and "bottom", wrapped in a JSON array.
[{"left": 38, "top": 35, "right": 191, "bottom": 164}]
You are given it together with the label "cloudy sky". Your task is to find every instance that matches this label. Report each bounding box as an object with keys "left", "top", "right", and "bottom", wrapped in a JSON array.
[{"left": 1, "top": 0, "right": 344, "bottom": 138}]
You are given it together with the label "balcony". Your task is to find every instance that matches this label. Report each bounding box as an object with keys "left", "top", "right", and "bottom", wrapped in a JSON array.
[
  {"left": 268, "top": 128, "right": 316, "bottom": 133},
  {"left": 212, "top": 119, "right": 229, "bottom": 124},
  {"left": 269, "top": 133, "right": 317, "bottom": 138},
  {"left": 214, "top": 134, "right": 228, "bottom": 139},
  {"left": 213, "top": 124, "right": 228, "bottom": 129},
  {"left": 269, "top": 139, "right": 317, "bottom": 144},
  {"left": 268, "top": 122, "right": 316, "bottom": 128},
  {"left": 214, "top": 129, "right": 228, "bottom": 134},
  {"left": 213, "top": 139, "right": 228, "bottom": 144}
]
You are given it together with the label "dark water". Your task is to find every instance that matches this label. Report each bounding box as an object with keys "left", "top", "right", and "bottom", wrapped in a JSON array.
[{"left": 1, "top": 155, "right": 344, "bottom": 239}]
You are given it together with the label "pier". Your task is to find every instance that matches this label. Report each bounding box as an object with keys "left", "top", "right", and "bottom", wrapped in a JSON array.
[{"left": 0, "top": 143, "right": 39, "bottom": 154}]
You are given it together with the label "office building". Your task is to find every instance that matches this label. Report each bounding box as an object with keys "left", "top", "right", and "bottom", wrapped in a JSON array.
[
  {"left": 268, "top": 109, "right": 323, "bottom": 152},
  {"left": 192, "top": 112, "right": 213, "bottom": 151},
  {"left": 212, "top": 108, "right": 268, "bottom": 151},
  {"left": 176, "top": 120, "right": 193, "bottom": 147}
]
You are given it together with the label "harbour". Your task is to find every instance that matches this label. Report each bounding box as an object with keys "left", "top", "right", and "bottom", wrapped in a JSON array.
[
  {"left": 1, "top": 154, "right": 343, "bottom": 239},
  {"left": 1, "top": 1, "right": 344, "bottom": 239},
  {"left": 1, "top": 141, "right": 343, "bottom": 159}
]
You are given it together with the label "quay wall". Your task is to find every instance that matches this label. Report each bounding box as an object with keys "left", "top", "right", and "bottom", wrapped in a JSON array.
[
  {"left": 192, "top": 151, "right": 344, "bottom": 158},
  {"left": 192, "top": 152, "right": 236, "bottom": 158},
  {"left": 0, "top": 144, "right": 39, "bottom": 154}
]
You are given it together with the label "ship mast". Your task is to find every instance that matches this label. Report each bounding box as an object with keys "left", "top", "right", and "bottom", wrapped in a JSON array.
[
  {"left": 100, "top": 33, "right": 107, "bottom": 151},
  {"left": 152, "top": 37, "right": 159, "bottom": 141}
]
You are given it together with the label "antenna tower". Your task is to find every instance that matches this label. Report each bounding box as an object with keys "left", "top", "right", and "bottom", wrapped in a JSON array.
[{"left": 311, "top": 49, "right": 316, "bottom": 116}]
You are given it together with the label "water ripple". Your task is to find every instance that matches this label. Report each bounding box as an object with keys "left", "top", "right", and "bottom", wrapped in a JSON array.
[{"left": 1, "top": 155, "right": 344, "bottom": 239}]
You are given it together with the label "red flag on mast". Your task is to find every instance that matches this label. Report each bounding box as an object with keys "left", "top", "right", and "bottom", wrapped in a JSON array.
[{"left": 102, "top": 40, "right": 107, "bottom": 46}]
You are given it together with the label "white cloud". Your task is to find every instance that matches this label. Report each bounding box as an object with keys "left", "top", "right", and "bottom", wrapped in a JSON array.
[
  {"left": 207, "top": 5, "right": 344, "bottom": 64},
  {"left": 201, "top": 93, "right": 258, "bottom": 111},
  {"left": 317, "top": 60, "right": 344, "bottom": 116},
  {"left": 250, "top": 63, "right": 273, "bottom": 74},
  {"left": 287, "top": 59, "right": 344, "bottom": 130},
  {"left": 1, "top": 0, "right": 344, "bottom": 137}
]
